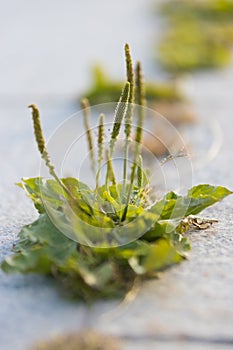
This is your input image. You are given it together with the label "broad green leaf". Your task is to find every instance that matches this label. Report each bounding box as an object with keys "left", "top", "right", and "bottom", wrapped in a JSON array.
[
  {"left": 150, "top": 185, "right": 232, "bottom": 220},
  {"left": 1, "top": 214, "right": 77, "bottom": 274},
  {"left": 141, "top": 220, "right": 178, "bottom": 241},
  {"left": 18, "top": 177, "right": 45, "bottom": 213},
  {"left": 113, "top": 240, "right": 151, "bottom": 259},
  {"left": 186, "top": 185, "right": 232, "bottom": 215},
  {"left": 129, "top": 239, "right": 183, "bottom": 274},
  {"left": 1, "top": 248, "right": 52, "bottom": 274}
]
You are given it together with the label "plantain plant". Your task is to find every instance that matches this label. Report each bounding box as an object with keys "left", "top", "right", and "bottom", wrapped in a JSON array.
[{"left": 1, "top": 44, "right": 231, "bottom": 301}]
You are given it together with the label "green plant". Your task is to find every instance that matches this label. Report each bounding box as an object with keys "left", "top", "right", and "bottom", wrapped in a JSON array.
[{"left": 1, "top": 44, "right": 231, "bottom": 301}]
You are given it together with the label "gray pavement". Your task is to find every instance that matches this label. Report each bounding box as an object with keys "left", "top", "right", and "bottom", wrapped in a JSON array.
[{"left": 0, "top": 1, "right": 233, "bottom": 349}]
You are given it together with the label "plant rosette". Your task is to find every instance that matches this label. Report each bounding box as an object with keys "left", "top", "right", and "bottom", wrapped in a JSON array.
[{"left": 1, "top": 44, "right": 231, "bottom": 301}]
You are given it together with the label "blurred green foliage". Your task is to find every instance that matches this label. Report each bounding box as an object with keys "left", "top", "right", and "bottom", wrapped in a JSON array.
[
  {"left": 82, "top": 66, "right": 184, "bottom": 105},
  {"left": 161, "top": 0, "right": 233, "bottom": 20},
  {"left": 158, "top": 0, "right": 233, "bottom": 72}
]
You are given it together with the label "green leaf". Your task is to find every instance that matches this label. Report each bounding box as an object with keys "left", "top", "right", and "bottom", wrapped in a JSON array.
[
  {"left": 150, "top": 185, "right": 232, "bottom": 220},
  {"left": 141, "top": 220, "right": 178, "bottom": 241},
  {"left": 186, "top": 185, "right": 232, "bottom": 215},
  {"left": 1, "top": 214, "right": 77, "bottom": 274},
  {"left": 142, "top": 239, "right": 183, "bottom": 272},
  {"left": 19, "top": 177, "right": 93, "bottom": 211},
  {"left": 18, "top": 177, "right": 45, "bottom": 213},
  {"left": 129, "top": 239, "right": 183, "bottom": 274},
  {"left": 1, "top": 248, "right": 53, "bottom": 274}
]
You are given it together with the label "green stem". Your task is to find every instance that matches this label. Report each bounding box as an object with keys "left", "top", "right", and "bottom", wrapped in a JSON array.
[
  {"left": 123, "top": 44, "right": 135, "bottom": 197},
  {"left": 28, "top": 104, "right": 73, "bottom": 199},
  {"left": 109, "top": 82, "right": 130, "bottom": 156},
  {"left": 121, "top": 62, "right": 145, "bottom": 222},
  {"left": 105, "top": 82, "right": 130, "bottom": 188},
  {"left": 81, "top": 98, "right": 96, "bottom": 176},
  {"left": 28, "top": 104, "right": 93, "bottom": 217},
  {"left": 105, "top": 149, "right": 116, "bottom": 186},
  {"left": 122, "top": 138, "right": 130, "bottom": 201},
  {"left": 96, "top": 113, "right": 105, "bottom": 188},
  {"left": 137, "top": 155, "right": 143, "bottom": 188}
]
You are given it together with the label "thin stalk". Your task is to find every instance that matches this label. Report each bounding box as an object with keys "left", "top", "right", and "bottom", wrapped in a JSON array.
[
  {"left": 28, "top": 104, "right": 93, "bottom": 217},
  {"left": 81, "top": 98, "right": 96, "bottom": 176},
  {"left": 125, "top": 43, "right": 135, "bottom": 105},
  {"left": 137, "top": 155, "right": 143, "bottom": 188},
  {"left": 105, "top": 82, "right": 130, "bottom": 188},
  {"left": 105, "top": 149, "right": 116, "bottom": 186},
  {"left": 96, "top": 113, "right": 105, "bottom": 188},
  {"left": 121, "top": 62, "right": 146, "bottom": 222},
  {"left": 28, "top": 104, "right": 73, "bottom": 199},
  {"left": 123, "top": 44, "right": 135, "bottom": 196},
  {"left": 134, "top": 61, "right": 146, "bottom": 144},
  {"left": 109, "top": 82, "right": 130, "bottom": 156}
]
